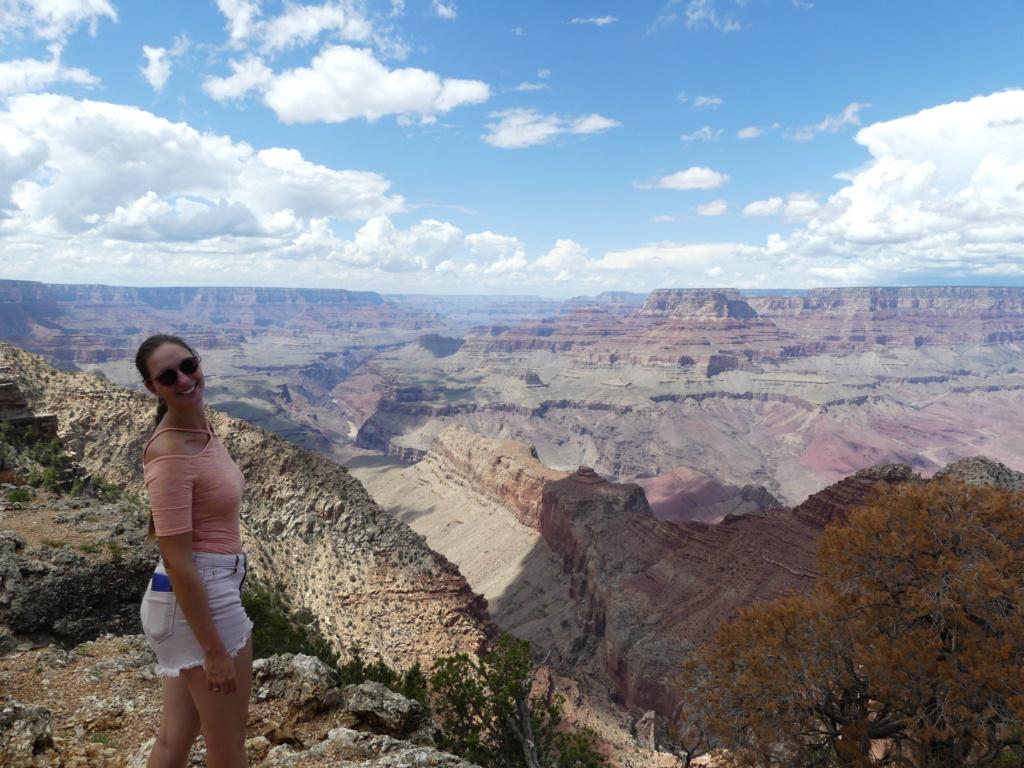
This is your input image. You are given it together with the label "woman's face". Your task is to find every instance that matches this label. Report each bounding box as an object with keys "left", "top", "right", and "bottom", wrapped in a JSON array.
[{"left": 143, "top": 342, "right": 205, "bottom": 407}]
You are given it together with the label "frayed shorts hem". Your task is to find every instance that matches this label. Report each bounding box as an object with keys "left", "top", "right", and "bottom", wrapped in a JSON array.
[{"left": 153, "top": 622, "right": 253, "bottom": 678}]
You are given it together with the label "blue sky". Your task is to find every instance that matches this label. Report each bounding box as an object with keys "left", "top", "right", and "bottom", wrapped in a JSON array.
[{"left": 1, "top": 0, "right": 1023, "bottom": 296}]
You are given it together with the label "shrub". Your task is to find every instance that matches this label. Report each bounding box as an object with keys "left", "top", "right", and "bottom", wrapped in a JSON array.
[{"left": 7, "top": 487, "right": 31, "bottom": 503}]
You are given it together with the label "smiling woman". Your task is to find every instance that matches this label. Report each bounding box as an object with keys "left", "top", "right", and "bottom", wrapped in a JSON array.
[{"left": 134, "top": 334, "right": 252, "bottom": 768}]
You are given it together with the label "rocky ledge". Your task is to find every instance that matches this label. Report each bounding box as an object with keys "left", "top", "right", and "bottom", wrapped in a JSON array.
[{"left": 0, "top": 637, "right": 479, "bottom": 768}]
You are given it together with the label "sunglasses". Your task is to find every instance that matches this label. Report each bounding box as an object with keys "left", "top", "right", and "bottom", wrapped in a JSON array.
[{"left": 147, "top": 355, "right": 202, "bottom": 386}]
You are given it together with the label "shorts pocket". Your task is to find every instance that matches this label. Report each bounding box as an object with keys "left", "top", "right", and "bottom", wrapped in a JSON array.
[
  {"left": 199, "top": 565, "right": 238, "bottom": 585},
  {"left": 141, "top": 589, "right": 177, "bottom": 643}
]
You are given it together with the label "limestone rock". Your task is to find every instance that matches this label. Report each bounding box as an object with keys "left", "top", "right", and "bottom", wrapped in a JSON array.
[
  {"left": 0, "top": 696, "right": 53, "bottom": 767},
  {"left": 342, "top": 681, "right": 438, "bottom": 745},
  {"left": 252, "top": 654, "right": 344, "bottom": 722}
]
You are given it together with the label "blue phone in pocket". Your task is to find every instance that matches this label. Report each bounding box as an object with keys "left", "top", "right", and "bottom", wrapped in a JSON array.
[{"left": 151, "top": 572, "right": 173, "bottom": 592}]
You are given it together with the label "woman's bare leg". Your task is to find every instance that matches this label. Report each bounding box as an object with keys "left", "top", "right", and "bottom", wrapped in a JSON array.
[
  {"left": 181, "top": 638, "right": 253, "bottom": 768},
  {"left": 147, "top": 676, "right": 200, "bottom": 768}
]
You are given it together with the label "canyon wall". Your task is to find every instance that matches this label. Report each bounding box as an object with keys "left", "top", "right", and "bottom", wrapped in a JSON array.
[{"left": 363, "top": 423, "right": 944, "bottom": 721}]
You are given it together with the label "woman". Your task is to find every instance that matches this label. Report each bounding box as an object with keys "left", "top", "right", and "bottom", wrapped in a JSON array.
[{"left": 136, "top": 334, "right": 252, "bottom": 768}]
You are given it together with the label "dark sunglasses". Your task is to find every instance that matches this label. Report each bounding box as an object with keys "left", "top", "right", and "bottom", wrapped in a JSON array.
[{"left": 147, "top": 355, "right": 201, "bottom": 386}]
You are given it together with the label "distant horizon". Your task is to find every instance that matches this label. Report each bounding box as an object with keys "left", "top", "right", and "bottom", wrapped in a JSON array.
[{"left": 5, "top": 277, "right": 1024, "bottom": 303}]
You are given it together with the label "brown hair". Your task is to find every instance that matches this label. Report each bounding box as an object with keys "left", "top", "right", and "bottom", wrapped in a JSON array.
[{"left": 136, "top": 334, "right": 197, "bottom": 545}]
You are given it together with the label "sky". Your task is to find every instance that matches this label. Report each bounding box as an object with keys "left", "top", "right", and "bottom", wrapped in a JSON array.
[{"left": 1, "top": 0, "right": 1023, "bottom": 297}]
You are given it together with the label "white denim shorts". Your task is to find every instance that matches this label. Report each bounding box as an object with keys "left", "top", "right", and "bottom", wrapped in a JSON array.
[{"left": 140, "top": 552, "right": 253, "bottom": 677}]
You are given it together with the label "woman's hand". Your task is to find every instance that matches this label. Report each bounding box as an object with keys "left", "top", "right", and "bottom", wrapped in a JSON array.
[{"left": 204, "top": 647, "right": 239, "bottom": 694}]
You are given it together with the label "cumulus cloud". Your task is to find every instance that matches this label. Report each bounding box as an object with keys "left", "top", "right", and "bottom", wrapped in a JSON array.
[
  {"left": 217, "top": 0, "right": 262, "bottom": 46},
  {"left": 483, "top": 108, "right": 619, "bottom": 149},
  {"left": 569, "top": 16, "right": 618, "bottom": 26},
  {"left": 140, "top": 37, "right": 188, "bottom": 93},
  {"left": 749, "top": 90, "right": 1024, "bottom": 284},
  {"left": 0, "top": 44, "right": 98, "bottom": 96},
  {"left": 737, "top": 126, "right": 762, "bottom": 139},
  {"left": 332, "top": 216, "right": 463, "bottom": 271},
  {"left": 680, "top": 126, "right": 721, "bottom": 143},
  {"left": 204, "top": 45, "right": 490, "bottom": 124},
  {"left": 634, "top": 167, "right": 730, "bottom": 190},
  {"left": 536, "top": 239, "right": 588, "bottom": 270},
  {"left": 696, "top": 198, "right": 728, "bottom": 216},
  {"left": 0, "top": 0, "right": 116, "bottom": 41},
  {"left": 261, "top": 2, "right": 372, "bottom": 51},
  {"left": 789, "top": 102, "right": 870, "bottom": 141},
  {"left": 0, "top": 94, "right": 412, "bottom": 282},
  {"left": 742, "top": 193, "right": 819, "bottom": 221}
]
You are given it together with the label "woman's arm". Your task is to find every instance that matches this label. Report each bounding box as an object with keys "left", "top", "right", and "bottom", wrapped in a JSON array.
[{"left": 158, "top": 531, "right": 239, "bottom": 695}]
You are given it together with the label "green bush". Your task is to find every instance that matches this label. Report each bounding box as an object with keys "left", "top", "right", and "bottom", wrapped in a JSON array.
[
  {"left": 241, "top": 578, "right": 339, "bottom": 670},
  {"left": 430, "top": 634, "right": 605, "bottom": 768},
  {"left": 7, "top": 487, "right": 31, "bottom": 503}
]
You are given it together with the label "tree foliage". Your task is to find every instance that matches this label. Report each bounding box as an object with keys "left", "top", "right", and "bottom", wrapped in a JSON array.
[
  {"left": 679, "top": 478, "right": 1024, "bottom": 768},
  {"left": 430, "top": 633, "right": 605, "bottom": 768}
]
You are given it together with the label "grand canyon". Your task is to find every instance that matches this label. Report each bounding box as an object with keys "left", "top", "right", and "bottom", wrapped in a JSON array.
[{"left": 2, "top": 279, "right": 1024, "bottom": 764}]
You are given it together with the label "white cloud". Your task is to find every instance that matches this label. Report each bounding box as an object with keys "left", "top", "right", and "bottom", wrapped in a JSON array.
[
  {"left": 536, "top": 239, "right": 588, "bottom": 270},
  {"left": 634, "top": 167, "right": 730, "bottom": 190},
  {"left": 333, "top": 216, "right": 463, "bottom": 271},
  {"left": 141, "top": 47, "right": 172, "bottom": 92},
  {"left": 0, "top": 94, "right": 410, "bottom": 282},
  {"left": 569, "top": 16, "right": 618, "bottom": 26},
  {"left": 693, "top": 95, "right": 723, "bottom": 109},
  {"left": 742, "top": 196, "right": 783, "bottom": 216},
  {"left": 465, "top": 231, "right": 525, "bottom": 264},
  {"left": 431, "top": 0, "right": 456, "bottom": 19},
  {"left": 789, "top": 102, "right": 870, "bottom": 141},
  {"left": 737, "top": 126, "right": 762, "bottom": 139},
  {"left": 0, "top": 44, "right": 98, "bottom": 96},
  {"left": 483, "top": 108, "right": 619, "bottom": 149},
  {"left": 512, "top": 82, "right": 549, "bottom": 92},
  {"left": 203, "top": 55, "right": 274, "bottom": 101},
  {"left": 696, "top": 198, "right": 728, "bottom": 216},
  {"left": 205, "top": 45, "right": 490, "bottom": 124},
  {"left": 680, "top": 126, "right": 721, "bottom": 143},
  {"left": 0, "top": 0, "right": 116, "bottom": 41},
  {"left": 684, "top": 0, "right": 739, "bottom": 31},
  {"left": 217, "top": 0, "right": 262, "bottom": 45},
  {"left": 261, "top": 2, "right": 371, "bottom": 51},
  {"left": 140, "top": 38, "right": 188, "bottom": 93},
  {"left": 742, "top": 192, "right": 820, "bottom": 221},
  {"left": 651, "top": 214, "right": 680, "bottom": 223},
  {"left": 755, "top": 90, "right": 1024, "bottom": 283}
]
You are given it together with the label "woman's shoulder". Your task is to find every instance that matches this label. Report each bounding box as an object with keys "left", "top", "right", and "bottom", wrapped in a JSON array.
[{"left": 144, "top": 427, "right": 212, "bottom": 465}]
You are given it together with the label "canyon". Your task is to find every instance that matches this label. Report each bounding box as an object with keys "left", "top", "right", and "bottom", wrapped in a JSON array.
[
  {"left": 3, "top": 280, "right": 1024, "bottom": 761},
  {"left": 5, "top": 280, "right": 1022, "bottom": 508}
]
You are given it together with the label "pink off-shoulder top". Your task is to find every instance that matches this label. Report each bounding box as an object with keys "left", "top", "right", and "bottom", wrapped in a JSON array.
[{"left": 143, "top": 423, "right": 245, "bottom": 554}]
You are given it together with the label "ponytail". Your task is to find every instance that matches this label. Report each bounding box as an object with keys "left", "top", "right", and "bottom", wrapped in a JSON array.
[{"left": 154, "top": 398, "right": 168, "bottom": 427}]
